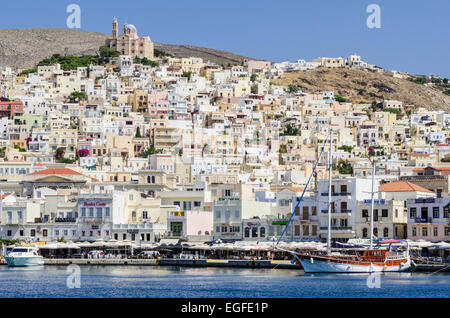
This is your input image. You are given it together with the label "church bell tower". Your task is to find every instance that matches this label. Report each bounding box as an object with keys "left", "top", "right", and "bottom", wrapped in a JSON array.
[{"left": 112, "top": 17, "right": 118, "bottom": 39}]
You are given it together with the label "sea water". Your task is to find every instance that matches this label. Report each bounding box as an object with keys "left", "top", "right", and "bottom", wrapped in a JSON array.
[{"left": 0, "top": 265, "right": 448, "bottom": 298}]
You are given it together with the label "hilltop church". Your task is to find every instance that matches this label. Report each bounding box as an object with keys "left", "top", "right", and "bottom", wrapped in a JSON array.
[{"left": 105, "top": 18, "right": 154, "bottom": 60}]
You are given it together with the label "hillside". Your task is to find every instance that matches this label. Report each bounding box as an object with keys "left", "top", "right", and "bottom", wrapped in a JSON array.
[
  {"left": 272, "top": 68, "right": 450, "bottom": 112},
  {"left": 0, "top": 28, "right": 251, "bottom": 69}
]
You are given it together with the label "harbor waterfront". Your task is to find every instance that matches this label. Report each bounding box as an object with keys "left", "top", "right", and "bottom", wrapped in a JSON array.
[{"left": 0, "top": 265, "right": 449, "bottom": 298}]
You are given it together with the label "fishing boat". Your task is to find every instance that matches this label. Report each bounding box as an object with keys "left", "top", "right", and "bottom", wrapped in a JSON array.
[
  {"left": 5, "top": 246, "right": 44, "bottom": 267},
  {"left": 279, "top": 129, "right": 411, "bottom": 273}
]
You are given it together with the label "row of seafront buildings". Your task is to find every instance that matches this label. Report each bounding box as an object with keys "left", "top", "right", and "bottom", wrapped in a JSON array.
[
  {"left": 0, "top": 165, "right": 449, "bottom": 244},
  {"left": 0, "top": 20, "right": 449, "bottom": 245}
]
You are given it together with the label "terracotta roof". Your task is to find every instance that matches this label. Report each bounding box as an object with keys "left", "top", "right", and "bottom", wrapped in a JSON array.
[
  {"left": 28, "top": 168, "right": 82, "bottom": 176},
  {"left": 378, "top": 181, "right": 432, "bottom": 193}
]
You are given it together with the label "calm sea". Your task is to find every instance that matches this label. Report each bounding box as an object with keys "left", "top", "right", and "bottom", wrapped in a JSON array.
[{"left": 0, "top": 265, "right": 449, "bottom": 298}]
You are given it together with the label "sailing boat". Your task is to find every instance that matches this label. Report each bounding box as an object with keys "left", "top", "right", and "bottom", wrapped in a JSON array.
[{"left": 291, "top": 130, "right": 411, "bottom": 273}]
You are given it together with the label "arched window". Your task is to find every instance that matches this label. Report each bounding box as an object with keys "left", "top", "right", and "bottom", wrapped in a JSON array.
[
  {"left": 147, "top": 176, "right": 151, "bottom": 183},
  {"left": 244, "top": 227, "right": 250, "bottom": 238},
  {"left": 362, "top": 228, "right": 368, "bottom": 238},
  {"left": 383, "top": 227, "right": 389, "bottom": 238},
  {"left": 151, "top": 176, "right": 155, "bottom": 184},
  {"left": 373, "top": 227, "right": 378, "bottom": 237},
  {"left": 260, "top": 227, "right": 266, "bottom": 237},
  {"left": 252, "top": 227, "right": 258, "bottom": 238}
]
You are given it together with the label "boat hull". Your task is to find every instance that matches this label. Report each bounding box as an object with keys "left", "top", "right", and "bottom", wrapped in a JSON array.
[
  {"left": 5, "top": 256, "right": 44, "bottom": 267},
  {"left": 297, "top": 256, "right": 411, "bottom": 273}
]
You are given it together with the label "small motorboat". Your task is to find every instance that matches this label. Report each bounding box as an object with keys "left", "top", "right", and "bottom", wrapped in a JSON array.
[{"left": 5, "top": 246, "right": 44, "bottom": 267}]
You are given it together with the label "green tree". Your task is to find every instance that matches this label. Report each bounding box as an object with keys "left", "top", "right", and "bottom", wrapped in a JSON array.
[
  {"left": 182, "top": 71, "right": 193, "bottom": 80},
  {"left": 281, "top": 124, "right": 299, "bottom": 136},
  {"left": 68, "top": 91, "right": 88, "bottom": 103},
  {"left": 138, "top": 146, "right": 163, "bottom": 158},
  {"left": 336, "top": 160, "right": 353, "bottom": 175},
  {"left": 250, "top": 73, "right": 257, "bottom": 82},
  {"left": 287, "top": 85, "right": 299, "bottom": 93},
  {"left": 334, "top": 94, "right": 348, "bottom": 103},
  {"left": 55, "top": 147, "right": 65, "bottom": 160},
  {"left": 135, "top": 126, "right": 142, "bottom": 138}
]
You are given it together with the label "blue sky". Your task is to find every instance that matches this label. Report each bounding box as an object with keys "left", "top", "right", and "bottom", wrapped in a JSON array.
[{"left": 1, "top": 0, "right": 449, "bottom": 77}]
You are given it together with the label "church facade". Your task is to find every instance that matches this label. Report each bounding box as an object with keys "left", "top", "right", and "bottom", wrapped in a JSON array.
[{"left": 106, "top": 18, "right": 154, "bottom": 60}]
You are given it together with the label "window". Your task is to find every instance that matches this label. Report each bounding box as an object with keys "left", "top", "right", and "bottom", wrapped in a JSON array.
[
  {"left": 382, "top": 209, "right": 388, "bottom": 218},
  {"left": 433, "top": 227, "right": 438, "bottom": 237},
  {"left": 96, "top": 208, "right": 102, "bottom": 218},
  {"left": 410, "top": 207, "right": 417, "bottom": 219},
  {"left": 54, "top": 230, "right": 59, "bottom": 236},
  {"left": 234, "top": 210, "right": 240, "bottom": 218},
  {"left": 251, "top": 227, "right": 258, "bottom": 238},
  {"left": 312, "top": 206, "right": 317, "bottom": 216},
  {"left": 362, "top": 228, "right": 368, "bottom": 238},
  {"left": 215, "top": 210, "right": 221, "bottom": 218},
  {"left": 89, "top": 208, "right": 94, "bottom": 217},
  {"left": 340, "top": 185, "right": 347, "bottom": 193},
  {"left": 260, "top": 227, "right": 266, "bottom": 237},
  {"left": 412, "top": 227, "right": 417, "bottom": 237},
  {"left": 383, "top": 227, "right": 389, "bottom": 237},
  {"left": 221, "top": 226, "right": 227, "bottom": 233},
  {"left": 445, "top": 227, "right": 450, "bottom": 236},
  {"left": 105, "top": 207, "right": 110, "bottom": 217},
  {"left": 362, "top": 209, "right": 368, "bottom": 218},
  {"left": 422, "top": 227, "right": 428, "bottom": 237},
  {"left": 433, "top": 207, "right": 440, "bottom": 219},
  {"left": 244, "top": 227, "right": 250, "bottom": 238},
  {"left": 444, "top": 207, "right": 449, "bottom": 218},
  {"left": 373, "top": 227, "right": 378, "bottom": 237},
  {"left": 142, "top": 211, "right": 148, "bottom": 219}
]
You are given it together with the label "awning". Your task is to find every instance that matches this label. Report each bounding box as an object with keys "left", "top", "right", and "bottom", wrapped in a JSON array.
[{"left": 159, "top": 239, "right": 180, "bottom": 245}]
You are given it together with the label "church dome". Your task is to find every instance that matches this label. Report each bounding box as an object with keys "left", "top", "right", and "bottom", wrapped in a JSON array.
[{"left": 124, "top": 24, "right": 136, "bottom": 31}]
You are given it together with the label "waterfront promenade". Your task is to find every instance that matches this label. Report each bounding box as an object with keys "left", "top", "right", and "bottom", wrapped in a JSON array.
[{"left": 0, "top": 257, "right": 300, "bottom": 269}]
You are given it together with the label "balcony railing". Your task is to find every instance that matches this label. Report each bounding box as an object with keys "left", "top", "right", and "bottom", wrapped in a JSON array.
[
  {"left": 54, "top": 217, "right": 76, "bottom": 223},
  {"left": 321, "top": 192, "right": 351, "bottom": 196}
]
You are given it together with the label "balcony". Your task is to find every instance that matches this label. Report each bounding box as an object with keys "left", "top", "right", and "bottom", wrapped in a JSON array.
[{"left": 54, "top": 217, "right": 76, "bottom": 223}]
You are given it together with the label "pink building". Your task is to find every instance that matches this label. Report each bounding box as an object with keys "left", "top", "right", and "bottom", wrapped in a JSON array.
[{"left": 167, "top": 210, "right": 213, "bottom": 240}]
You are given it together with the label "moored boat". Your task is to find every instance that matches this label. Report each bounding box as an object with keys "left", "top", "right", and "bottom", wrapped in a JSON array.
[
  {"left": 294, "top": 247, "right": 411, "bottom": 273},
  {"left": 5, "top": 246, "right": 44, "bottom": 267}
]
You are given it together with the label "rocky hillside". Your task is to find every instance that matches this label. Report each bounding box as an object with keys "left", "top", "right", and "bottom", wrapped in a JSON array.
[
  {"left": 0, "top": 28, "right": 251, "bottom": 69},
  {"left": 272, "top": 68, "right": 450, "bottom": 112}
]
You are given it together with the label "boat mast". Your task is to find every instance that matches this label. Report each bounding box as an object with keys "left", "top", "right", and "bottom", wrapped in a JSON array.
[
  {"left": 369, "top": 159, "right": 375, "bottom": 249},
  {"left": 327, "top": 128, "right": 332, "bottom": 255}
]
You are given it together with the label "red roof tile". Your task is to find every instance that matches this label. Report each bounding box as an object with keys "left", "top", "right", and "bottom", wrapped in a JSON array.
[
  {"left": 379, "top": 181, "right": 432, "bottom": 193},
  {"left": 28, "top": 168, "right": 82, "bottom": 176}
]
